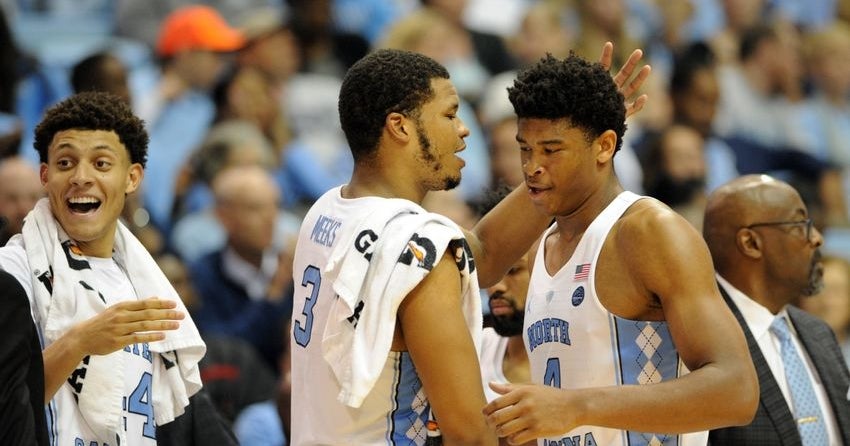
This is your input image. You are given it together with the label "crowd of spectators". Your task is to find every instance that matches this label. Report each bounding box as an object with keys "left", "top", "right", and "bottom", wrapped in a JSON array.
[{"left": 5, "top": 0, "right": 850, "bottom": 444}]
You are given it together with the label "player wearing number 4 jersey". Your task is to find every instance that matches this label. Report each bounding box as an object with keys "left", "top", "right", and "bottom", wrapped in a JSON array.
[
  {"left": 0, "top": 92, "right": 235, "bottom": 446},
  {"left": 523, "top": 192, "right": 710, "bottom": 446},
  {"left": 291, "top": 46, "right": 650, "bottom": 445},
  {"left": 482, "top": 54, "right": 759, "bottom": 445}
]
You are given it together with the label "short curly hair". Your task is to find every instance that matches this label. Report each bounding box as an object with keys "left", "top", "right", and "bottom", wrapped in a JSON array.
[
  {"left": 33, "top": 91, "right": 148, "bottom": 167},
  {"left": 508, "top": 53, "right": 626, "bottom": 153},
  {"left": 338, "top": 49, "right": 449, "bottom": 161}
]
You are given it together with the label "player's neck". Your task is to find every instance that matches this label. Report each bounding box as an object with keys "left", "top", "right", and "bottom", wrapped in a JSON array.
[
  {"left": 553, "top": 178, "right": 623, "bottom": 238},
  {"left": 346, "top": 166, "right": 427, "bottom": 204},
  {"left": 72, "top": 228, "right": 117, "bottom": 259}
]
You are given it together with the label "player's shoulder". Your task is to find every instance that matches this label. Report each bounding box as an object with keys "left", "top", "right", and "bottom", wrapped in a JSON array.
[
  {"left": 621, "top": 196, "right": 680, "bottom": 223},
  {"left": 618, "top": 197, "right": 697, "bottom": 239},
  {"left": 613, "top": 196, "right": 704, "bottom": 259}
]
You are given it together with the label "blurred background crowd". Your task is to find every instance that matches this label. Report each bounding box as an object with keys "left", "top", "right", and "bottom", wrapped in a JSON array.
[{"left": 3, "top": 0, "right": 850, "bottom": 444}]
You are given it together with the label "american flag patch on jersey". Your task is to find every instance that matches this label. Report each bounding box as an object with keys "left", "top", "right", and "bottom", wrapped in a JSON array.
[{"left": 573, "top": 263, "right": 591, "bottom": 281}]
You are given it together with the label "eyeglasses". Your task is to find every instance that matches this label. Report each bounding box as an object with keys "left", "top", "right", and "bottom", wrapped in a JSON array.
[{"left": 743, "top": 218, "right": 814, "bottom": 241}]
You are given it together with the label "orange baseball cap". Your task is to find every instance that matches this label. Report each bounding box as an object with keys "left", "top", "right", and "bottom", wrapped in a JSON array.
[{"left": 156, "top": 5, "right": 246, "bottom": 57}]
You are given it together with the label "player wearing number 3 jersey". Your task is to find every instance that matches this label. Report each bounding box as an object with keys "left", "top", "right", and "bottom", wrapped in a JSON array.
[{"left": 291, "top": 187, "right": 482, "bottom": 444}]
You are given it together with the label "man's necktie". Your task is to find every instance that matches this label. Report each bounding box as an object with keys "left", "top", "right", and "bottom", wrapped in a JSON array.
[{"left": 771, "top": 316, "right": 829, "bottom": 445}]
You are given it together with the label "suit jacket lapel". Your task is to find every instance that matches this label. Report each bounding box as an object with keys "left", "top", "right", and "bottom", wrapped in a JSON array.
[
  {"left": 788, "top": 306, "right": 850, "bottom": 444},
  {"left": 719, "top": 285, "right": 801, "bottom": 445}
]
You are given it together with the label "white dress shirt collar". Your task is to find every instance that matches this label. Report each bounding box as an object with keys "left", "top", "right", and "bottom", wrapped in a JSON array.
[{"left": 222, "top": 247, "right": 278, "bottom": 301}]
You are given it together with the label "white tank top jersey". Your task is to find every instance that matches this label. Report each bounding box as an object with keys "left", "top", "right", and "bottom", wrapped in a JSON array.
[
  {"left": 291, "top": 187, "right": 439, "bottom": 445},
  {"left": 480, "top": 327, "right": 509, "bottom": 402},
  {"left": 523, "top": 191, "right": 709, "bottom": 446}
]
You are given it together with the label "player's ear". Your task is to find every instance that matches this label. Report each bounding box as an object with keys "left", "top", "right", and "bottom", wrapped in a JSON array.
[
  {"left": 385, "top": 112, "right": 411, "bottom": 144},
  {"left": 125, "top": 163, "right": 143, "bottom": 194},
  {"left": 40, "top": 163, "right": 48, "bottom": 185},
  {"left": 595, "top": 130, "right": 617, "bottom": 164}
]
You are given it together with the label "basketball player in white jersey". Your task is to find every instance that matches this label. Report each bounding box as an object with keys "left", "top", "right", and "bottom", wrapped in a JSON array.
[
  {"left": 291, "top": 47, "right": 650, "bottom": 445},
  {"left": 483, "top": 54, "right": 759, "bottom": 445},
  {"left": 0, "top": 92, "right": 232, "bottom": 445}
]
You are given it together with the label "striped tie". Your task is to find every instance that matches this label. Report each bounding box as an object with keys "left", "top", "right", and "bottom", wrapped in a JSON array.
[{"left": 771, "top": 316, "right": 829, "bottom": 445}]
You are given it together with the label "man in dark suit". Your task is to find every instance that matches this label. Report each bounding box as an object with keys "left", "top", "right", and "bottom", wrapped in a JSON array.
[
  {"left": 0, "top": 269, "right": 48, "bottom": 445},
  {"left": 703, "top": 174, "right": 850, "bottom": 445}
]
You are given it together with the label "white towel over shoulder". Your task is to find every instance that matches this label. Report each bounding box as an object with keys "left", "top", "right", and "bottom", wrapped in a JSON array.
[
  {"left": 22, "top": 199, "right": 205, "bottom": 444},
  {"left": 322, "top": 201, "right": 482, "bottom": 408}
]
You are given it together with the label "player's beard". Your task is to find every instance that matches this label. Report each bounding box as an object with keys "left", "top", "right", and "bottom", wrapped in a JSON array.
[
  {"left": 491, "top": 300, "right": 525, "bottom": 337},
  {"left": 417, "top": 126, "right": 460, "bottom": 191}
]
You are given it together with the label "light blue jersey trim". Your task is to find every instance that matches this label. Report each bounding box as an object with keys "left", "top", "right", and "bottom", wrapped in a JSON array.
[
  {"left": 387, "top": 352, "right": 429, "bottom": 445},
  {"left": 614, "top": 318, "right": 681, "bottom": 446},
  {"left": 386, "top": 354, "right": 401, "bottom": 445}
]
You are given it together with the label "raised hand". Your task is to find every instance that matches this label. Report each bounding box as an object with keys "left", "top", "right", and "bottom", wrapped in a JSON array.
[
  {"left": 70, "top": 298, "right": 184, "bottom": 356},
  {"left": 43, "top": 298, "right": 185, "bottom": 401},
  {"left": 598, "top": 42, "right": 651, "bottom": 118}
]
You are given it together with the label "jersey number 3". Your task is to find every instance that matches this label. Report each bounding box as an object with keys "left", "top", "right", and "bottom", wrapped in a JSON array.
[{"left": 294, "top": 265, "right": 321, "bottom": 347}]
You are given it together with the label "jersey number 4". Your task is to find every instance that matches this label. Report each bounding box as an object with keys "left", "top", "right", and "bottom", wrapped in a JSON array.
[
  {"left": 294, "top": 265, "right": 321, "bottom": 347},
  {"left": 128, "top": 372, "right": 156, "bottom": 439},
  {"left": 544, "top": 358, "right": 561, "bottom": 388}
]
